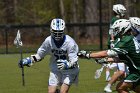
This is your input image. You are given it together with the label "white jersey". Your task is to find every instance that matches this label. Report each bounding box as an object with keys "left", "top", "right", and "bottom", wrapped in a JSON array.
[{"left": 36, "top": 35, "right": 79, "bottom": 71}]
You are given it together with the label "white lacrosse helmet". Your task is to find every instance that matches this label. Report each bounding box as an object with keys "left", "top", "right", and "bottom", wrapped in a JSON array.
[
  {"left": 111, "top": 19, "right": 131, "bottom": 36},
  {"left": 113, "top": 4, "right": 126, "bottom": 17},
  {"left": 129, "top": 17, "right": 140, "bottom": 33},
  {"left": 50, "top": 18, "right": 65, "bottom": 41}
]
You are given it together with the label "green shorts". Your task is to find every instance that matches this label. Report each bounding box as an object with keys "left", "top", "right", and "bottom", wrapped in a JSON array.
[{"left": 124, "top": 72, "right": 140, "bottom": 88}]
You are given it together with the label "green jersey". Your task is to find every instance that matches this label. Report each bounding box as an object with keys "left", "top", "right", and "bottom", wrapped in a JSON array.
[
  {"left": 107, "top": 16, "right": 119, "bottom": 48},
  {"left": 110, "top": 16, "right": 119, "bottom": 25},
  {"left": 113, "top": 35, "right": 140, "bottom": 73}
]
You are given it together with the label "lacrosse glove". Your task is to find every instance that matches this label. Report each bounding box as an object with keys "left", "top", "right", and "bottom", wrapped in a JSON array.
[
  {"left": 77, "top": 50, "right": 90, "bottom": 59},
  {"left": 57, "top": 59, "right": 75, "bottom": 70},
  {"left": 95, "top": 58, "right": 108, "bottom": 64},
  {"left": 19, "top": 57, "right": 33, "bottom": 68}
]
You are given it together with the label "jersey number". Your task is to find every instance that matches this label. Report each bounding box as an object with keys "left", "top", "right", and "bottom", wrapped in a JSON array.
[{"left": 54, "top": 54, "right": 66, "bottom": 60}]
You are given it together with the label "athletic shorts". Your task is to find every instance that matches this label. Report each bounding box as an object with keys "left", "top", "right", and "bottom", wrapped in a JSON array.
[
  {"left": 124, "top": 72, "right": 140, "bottom": 88},
  {"left": 48, "top": 68, "right": 79, "bottom": 86},
  {"left": 124, "top": 72, "right": 140, "bottom": 83},
  {"left": 109, "top": 63, "right": 125, "bottom": 71}
]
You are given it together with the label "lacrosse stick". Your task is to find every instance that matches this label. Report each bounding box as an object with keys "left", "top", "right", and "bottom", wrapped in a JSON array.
[
  {"left": 94, "top": 65, "right": 105, "bottom": 79},
  {"left": 90, "top": 58, "right": 105, "bottom": 79},
  {"left": 14, "top": 30, "right": 25, "bottom": 86}
]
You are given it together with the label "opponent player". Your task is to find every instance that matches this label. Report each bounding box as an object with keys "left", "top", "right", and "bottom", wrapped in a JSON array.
[
  {"left": 104, "top": 19, "right": 129, "bottom": 92},
  {"left": 78, "top": 17, "right": 140, "bottom": 93},
  {"left": 105, "top": 4, "right": 127, "bottom": 83},
  {"left": 19, "top": 18, "right": 79, "bottom": 93}
]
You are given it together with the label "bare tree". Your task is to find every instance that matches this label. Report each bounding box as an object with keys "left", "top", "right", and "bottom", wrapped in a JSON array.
[
  {"left": 84, "top": 0, "right": 99, "bottom": 43},
  {"left": 124, "top": 0, "right": 130, "bottom": 17},
  {"left": 72, "top": 0, "right": 79, "bottom": 41},
  {"left": 3, "top": 0, "right": 16, "bottom": 24},
  {"left": 59, "top": 0, "right": 65, "bottom": 20}
]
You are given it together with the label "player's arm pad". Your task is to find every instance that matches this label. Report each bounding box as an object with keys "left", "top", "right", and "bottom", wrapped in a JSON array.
[
  {"left": 107, "top": 49, "right": 118, "bottom": 57},
  {"left": 31, "top": 54, "right": 42, "bottom": 62}
]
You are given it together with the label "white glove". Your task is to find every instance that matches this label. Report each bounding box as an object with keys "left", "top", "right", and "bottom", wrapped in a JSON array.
[
  {"left": 77, "top": 50, "right": 90, "bottom": 59},
  {"left": 57, "top": 59, "right": 71, "bottom": 70}
]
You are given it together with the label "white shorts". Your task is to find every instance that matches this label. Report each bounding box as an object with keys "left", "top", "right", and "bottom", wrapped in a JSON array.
[
  {"left": 48, "top": 68, "right": 79, "bottom": 86},
  {"left": 109, "top": 63, "right": 125, "bottom": 71}
]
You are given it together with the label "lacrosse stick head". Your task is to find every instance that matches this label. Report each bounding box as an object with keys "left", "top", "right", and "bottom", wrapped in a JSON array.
[
  {"left": 94, "top": 67, "right": 104, "bottom": 79},
  {"left": 14, "top": 30, "right": 23, "bottom": 48}
]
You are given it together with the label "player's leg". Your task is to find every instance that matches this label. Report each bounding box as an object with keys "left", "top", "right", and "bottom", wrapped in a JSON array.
[
  {"left": 60, "top": 68, "right": 79, "bottom": 93},
  {"left": 116, "top": 63, "right": 126, "bottom": 80},
  {"left": 48, "top": 71, "right": 61, "bottom": 93},
  {"left": 60, "top": 83, "right": 70, "bottom": 93},
  {"left": 116, "top": 72, "right": 140, "bottom": 93},
  {"left": 133, "top": 78, "right": 140, "bottom": 93},
  {"left": 134, "top": 85, "right": 140, "bottom": 93},
  {"left": 104, "top": 70, "right": 125, "bottom": 92},
  {"left": 104, "top": 63, "right": 125, "bottom": 92},
  {"left": 116, "top": 81, "right": 132, "bottom": 93},
  {"left": 106, "top": 67, "right": 111, "bottom": 81},
  {"left": 110, "top": 63, "right": 125, "bottom": 83},
  {"left": 48, "top": 86, "right": 57, "bottom": 93},
  {"left": 105, "top": 63, "right": 111, "bottom": 81}
]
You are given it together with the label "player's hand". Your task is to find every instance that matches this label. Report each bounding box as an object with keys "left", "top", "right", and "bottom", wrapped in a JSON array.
[
  {"left": 56, "top": 59, "right": 70, "bottom": 70},
  {"left": 77, "top": 50, "right": 90, "bottom": 59},
  {"left": 95, "top": 58, "right": 108, "bottom": 64},
  {"left": 18, "top": 57, "right": 33, "bottom": 68}
]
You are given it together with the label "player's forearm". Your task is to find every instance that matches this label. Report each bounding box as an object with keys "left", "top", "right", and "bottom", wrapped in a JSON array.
[{"left": 89, "top": 50, "right": 108, "bottom": 58}]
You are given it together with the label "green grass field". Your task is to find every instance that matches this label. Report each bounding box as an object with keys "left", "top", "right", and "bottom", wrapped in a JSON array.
[{"left": 0, "top": 54, "right": 118, "bottom": 93}]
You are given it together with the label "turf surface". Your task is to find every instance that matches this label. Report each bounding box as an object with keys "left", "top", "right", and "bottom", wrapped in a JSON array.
[{"left": 0, "top": 54, "right": 120, "bottom": 93}]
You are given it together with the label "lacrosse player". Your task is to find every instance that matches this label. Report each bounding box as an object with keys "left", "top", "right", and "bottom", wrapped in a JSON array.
[
  {"left": 108, "top": 4, "right": 126, "bottom": 48},
  {"left": 78, "top": 17, "right": 140, "bottom": 93},
  {"left": 19, "top": 18, "right": 79, "bottom": 93},
  {"left": 103, "top": 19, "right": 129, "bottom": 93},
  {"left": 105, "top": 4, "right": 127, "bottom": 83}
]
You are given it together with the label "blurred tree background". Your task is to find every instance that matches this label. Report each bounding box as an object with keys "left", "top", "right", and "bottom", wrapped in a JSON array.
[{"left": 0, "top": 0, "right": 140, "bottom": 53}]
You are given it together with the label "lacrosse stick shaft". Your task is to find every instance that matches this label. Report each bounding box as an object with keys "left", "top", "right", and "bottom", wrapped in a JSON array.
[
  {"left": 14, "top": 30, "right": 25, "bottom": 86},
  {"left": 20, "top": 47, "right": 25, "bottom": 86}
]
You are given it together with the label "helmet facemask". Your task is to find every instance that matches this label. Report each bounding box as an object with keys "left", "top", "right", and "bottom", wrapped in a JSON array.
[
  {"left": 113, "top": 27, "right": 121, "bottom": 36},
  {"left": 118, "top": 9, "right": 126, "bottom": 17},
  {"left": 51, "top": 29, "right": 64, "bottom": 41}
]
